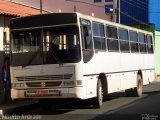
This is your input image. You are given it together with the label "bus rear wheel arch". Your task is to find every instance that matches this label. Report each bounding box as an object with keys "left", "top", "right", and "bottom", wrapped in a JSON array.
[
  {"left": 125, "top": 72, "right": 143, "bottom": 97},
  {"left": 99, "top": 73, "right": 108, "bottom": 97}
]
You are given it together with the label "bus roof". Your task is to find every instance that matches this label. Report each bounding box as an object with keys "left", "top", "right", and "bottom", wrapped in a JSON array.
[
  {"left": 76, "top": 12, "right": 153, "bottom": 35},
  {"left": 10, "top": 12, "right": 153, "bottom": 35},
  {"left": 10, "top": 13, "right": 78, "bottom": 30}
]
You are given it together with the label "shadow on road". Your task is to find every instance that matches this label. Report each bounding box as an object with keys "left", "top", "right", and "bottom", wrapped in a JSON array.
[
  {"left": 91, "top": 90, "right": 160, "bottom": 120},
  {"left": 6, "top": 83, "right": 160, "bottom": 117}
]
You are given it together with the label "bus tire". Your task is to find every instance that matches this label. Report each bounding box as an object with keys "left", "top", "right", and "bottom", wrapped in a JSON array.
[
  {"left": 93, "top": 80, "right": 103, "bottom": 108},
  {"left": 134, "top": 74, "right": 143, "bottom": 97},
  {"left": 125, "top": 74, "right": 143, "bottom": 97}
]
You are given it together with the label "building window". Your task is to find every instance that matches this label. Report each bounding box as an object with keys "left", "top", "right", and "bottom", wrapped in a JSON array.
[
  {"left": 105, "top": 5, "right": 113, "bottom": 14},
  {"left": 94, "top": 0, "right": 102, "bottom": 2},
  {"left": 105, "top": 0, "right": 113, "bottom": 2},
  {"left": 93, "top": 22, "right": 106, "bottom": 50}
]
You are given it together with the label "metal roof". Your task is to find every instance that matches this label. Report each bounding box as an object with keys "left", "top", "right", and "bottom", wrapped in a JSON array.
[{"left": 0, "top": 0, "right": 44, "bottom": 17}]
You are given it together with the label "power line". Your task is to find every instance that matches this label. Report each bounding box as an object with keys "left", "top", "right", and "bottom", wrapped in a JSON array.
[
  {"left": 120, "top": 10, "right": 160, "bottom": 30},
  {"left": 136, "top": 0, "right": 148, "bottom": 6},
  {"left": 125, "top": 0, "right": 148, "bottom": 9},
  {"left": 120, "top": 11, "right": 149, "bottom": 26},
  {"left": 66, "top": 0, "right": 154, "bottom": 28},
  {"left": 121, "top": 0, "right": 147, "bottom": 11},
  {"left": 132, "top": 0, "right": 148, "bottom": 6}
]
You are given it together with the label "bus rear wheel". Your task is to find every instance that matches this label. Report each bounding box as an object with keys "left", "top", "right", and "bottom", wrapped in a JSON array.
[
  {"left": 93, "top": 80, "right": 103, "bottom": 108},
  {"left": 125, "top": 74, "right": 143, "bottom": 97},
  {"left": 134, "top": 74, "right": 143, "bottom": 97}
]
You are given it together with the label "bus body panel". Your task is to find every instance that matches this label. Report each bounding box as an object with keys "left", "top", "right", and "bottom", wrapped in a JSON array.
[{"left": 10, "top": 12, "right": 155, "bottom": 101}]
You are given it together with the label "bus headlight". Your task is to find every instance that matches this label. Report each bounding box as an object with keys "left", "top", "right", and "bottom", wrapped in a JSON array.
[
  {"left": 15, "top": 83, "right": 25, "bottom": 88},
  {"left": 63, "top": 81, "right": 74, "bottom": 86}
]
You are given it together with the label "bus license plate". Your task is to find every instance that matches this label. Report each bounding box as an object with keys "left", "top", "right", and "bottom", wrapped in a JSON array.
[{"left": 36, "top": 90, "right": 48, "bottom": 95}]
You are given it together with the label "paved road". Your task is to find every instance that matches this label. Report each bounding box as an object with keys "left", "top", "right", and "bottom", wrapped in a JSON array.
[{"left": 2, "top": 82, "right": 160, "bottom": 120}]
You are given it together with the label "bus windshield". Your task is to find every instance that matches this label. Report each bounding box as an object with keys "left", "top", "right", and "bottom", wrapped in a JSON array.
[{"left": 11, "top": 25, "right": 81, "bottom": 66}]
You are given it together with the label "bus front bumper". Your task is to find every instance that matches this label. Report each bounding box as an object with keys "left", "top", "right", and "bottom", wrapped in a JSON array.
[{"left": 11, "top": 87, "right": 86, "bottom": 100}]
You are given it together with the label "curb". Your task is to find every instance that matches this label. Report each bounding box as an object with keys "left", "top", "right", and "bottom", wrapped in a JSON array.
[{"left": 153, "top": 76, "right": 160, "bottom": 83}]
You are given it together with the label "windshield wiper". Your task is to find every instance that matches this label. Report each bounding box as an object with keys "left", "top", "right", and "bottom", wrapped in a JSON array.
[{"left": 47, "top": 42, "right": 63, "bottom": 65}]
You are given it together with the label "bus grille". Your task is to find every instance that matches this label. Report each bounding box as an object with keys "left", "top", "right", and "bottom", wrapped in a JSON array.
[
  {"left": 26, "top": 81, "right": 62, "bottom": 87},
  {"left": 16, "top": 74, "right": 72, "bottom": 81}
]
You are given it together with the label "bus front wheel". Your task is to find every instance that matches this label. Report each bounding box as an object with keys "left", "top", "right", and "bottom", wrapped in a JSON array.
[{"left": 93, "top": 80, "right": 103, "bottom": 108}]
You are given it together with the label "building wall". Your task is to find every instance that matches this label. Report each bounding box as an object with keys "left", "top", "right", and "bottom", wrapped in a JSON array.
[
  {"left": 155, "top": 31, "right": 160, "bottom": 75},
  {"left": 0, "top": 16, "right": 5, "bottom": 74},
  {"left": 120, "top": 0, "right": 160, "bottom": 31},
  {"left": 11, "top": 0, "right": 117, "bottom": 22},
  {"left": 0, "top": 15, "right": 5, "bottom": 104},
  {"left": 0, "top": 15, "right": 11, "bottom": 104},
  {"left": 149, "top": 0, "right": 160, "bottom": 30},
  {"left": 12, "top": 0, "right": 160, "bottom": 28}
]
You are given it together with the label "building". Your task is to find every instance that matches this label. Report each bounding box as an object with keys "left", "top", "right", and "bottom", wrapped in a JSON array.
[
  {"left": 120, "top": 0, "right": 160, "bottom": 31},
  {"left": 10, "top": 0, "right": 119, "bottom": 22},
  {"left": 120, "top": 0, "right": 160, "bottom": 75},
  {"left": 155, "top": 31, "right": 160, "bottom": 75},
  {"left": 11, "top": 0, "right": 160, "bottom": 30},
  {"left": 149, "top": 0, "right": 160, "bottom": 30},
  {"left": 0, "top": 0, "right": 44, "bottom": 104},
  {"left": 0, "top": 0, "right": 43, "bottom": 66},
  {"left": 120, "top": 0, "right": 149, "bottom": 25}
]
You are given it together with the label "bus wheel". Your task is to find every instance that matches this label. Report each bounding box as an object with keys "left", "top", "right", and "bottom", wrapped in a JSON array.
[
  {"left": 93, "top": 80, "right": 103, "bottom": 108},
  {"left": 125, "top": 74, "right": 143, "bottom": 97},
  {"left": 134, "top": 74, "right": 143, "bottom": 97}
]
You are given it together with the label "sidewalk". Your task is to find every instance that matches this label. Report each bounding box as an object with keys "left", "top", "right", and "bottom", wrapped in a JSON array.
[{"left": 154, "top": 76, "right": 160, "bottom": 82}]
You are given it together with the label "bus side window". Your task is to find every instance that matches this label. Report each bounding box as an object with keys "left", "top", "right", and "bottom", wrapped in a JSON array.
[{"left": 80, "top": 19, "right": 93, "bottom": 50}]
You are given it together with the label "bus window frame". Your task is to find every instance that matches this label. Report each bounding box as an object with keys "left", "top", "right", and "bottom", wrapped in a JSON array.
[
  {"left": 138, "top": 32, "right": 147, "bottom": 53},
  {"left": 129, "top": 30, "right": 139, "bottom": 53},
  {"left": 80, "top": 19, "right": 93, "bottom": 51},
  {"left": 92, "top": 21, "right": 106, "bottom": 51},
  {"left": 146, "top": 34, "right": 154, "bottom": 54},
  {"left": 106, "top": 25, "right": 119, "bottom": 52},
  {"left": 118, "top": 28, "right": 130, "bottom": 53}
]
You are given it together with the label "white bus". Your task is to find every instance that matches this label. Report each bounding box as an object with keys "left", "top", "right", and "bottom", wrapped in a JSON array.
[{"left": 10, "top": 12, "right": 155, "bottom": 108}]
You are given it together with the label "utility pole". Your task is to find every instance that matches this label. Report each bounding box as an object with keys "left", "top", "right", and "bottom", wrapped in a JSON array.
[
  {"left": 113, "top": 0, "right": 120, "bottom": 23},
  {"left": 40, "top": 0, "right": 42, "bottom": 14},
  {"left": 116, "top": 0, "right": 120, "bottom": 23},
  {"left": 74, "top": 5, "right": 77, "bottom": 12}
]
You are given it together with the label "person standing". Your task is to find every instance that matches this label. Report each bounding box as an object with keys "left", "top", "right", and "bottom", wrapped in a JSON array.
[{"left": 2, "top": 57, "right": 11, "bottom": 104}]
